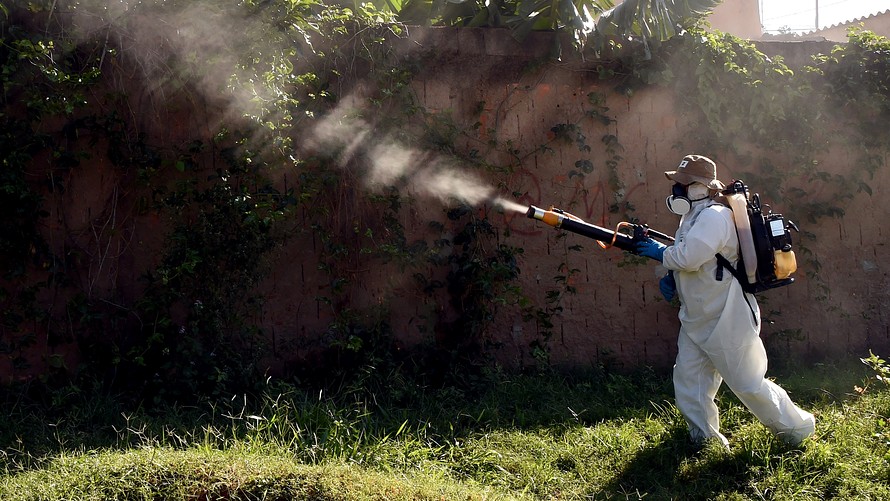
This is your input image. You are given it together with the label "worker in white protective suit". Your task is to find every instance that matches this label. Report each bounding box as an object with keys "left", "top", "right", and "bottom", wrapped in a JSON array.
[{"left": 634, "top": 154, "right": 816, "bottom": 448}]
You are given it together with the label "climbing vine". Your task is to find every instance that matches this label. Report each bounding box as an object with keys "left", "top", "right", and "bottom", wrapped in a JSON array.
[
  {"left": 627, "top": 26, "right": 890, "bottom": 303},
  {"left": 0, "top": 15, "right": 101, "bottom": 381},
  {"left": 3, "top": 0, "right": 890, "bottom": 393},
  {"left": 651, "top": 26, "right": 890, "bottom": 221}
]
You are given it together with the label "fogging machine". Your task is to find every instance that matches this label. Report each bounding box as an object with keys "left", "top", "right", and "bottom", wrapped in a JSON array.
[{"left": 525, "top": 205, "right": 673, "bottom": 250}]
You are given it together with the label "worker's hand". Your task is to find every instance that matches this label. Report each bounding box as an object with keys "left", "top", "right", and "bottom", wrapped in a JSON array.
[
  {"left": 634, "top": 238, "right": 667, "bottom": 262},
  {"left": 659, "top": 271, "right": 676, "bottom": 302}
]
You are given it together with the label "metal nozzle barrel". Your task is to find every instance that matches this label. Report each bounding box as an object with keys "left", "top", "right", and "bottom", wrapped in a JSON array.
[
  {"left": 525, "top": 205, "right": 637, "bottom": 251},
  {"left": 526, "top": 205, "right": 544, "bottom": 220},
  {"left": 526, "top": 205, "right": 563, "bottom": 227}
]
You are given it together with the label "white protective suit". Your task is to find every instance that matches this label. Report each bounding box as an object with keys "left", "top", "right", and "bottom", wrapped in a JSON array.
[{"left": 661, "top": 198, "right": 816, "bottom": 446}]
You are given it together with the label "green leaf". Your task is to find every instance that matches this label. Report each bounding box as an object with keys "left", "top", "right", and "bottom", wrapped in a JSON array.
[
  {"left": 597, "top": 0, "right": 723, "bottom": 41},
  {"left": 576, "top": 159, "right": 594, "bottom": 173}
]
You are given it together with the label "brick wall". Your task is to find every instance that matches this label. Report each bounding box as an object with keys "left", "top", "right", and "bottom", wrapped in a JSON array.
[
  {"left": 5, "top": 25, "right": 889, "bottom": 382},
  {"left": 264, "top": 27, "right": 890, "bottom": 371}
]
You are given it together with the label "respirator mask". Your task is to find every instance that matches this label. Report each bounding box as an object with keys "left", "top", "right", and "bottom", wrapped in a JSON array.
[{"left": 665, "top": 182, "right": 710, "bottom": 216}]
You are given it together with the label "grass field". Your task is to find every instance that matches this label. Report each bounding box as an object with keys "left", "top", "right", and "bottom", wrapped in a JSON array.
[{"left": 2, "top": 358, "right": 889, "bottom": 500}]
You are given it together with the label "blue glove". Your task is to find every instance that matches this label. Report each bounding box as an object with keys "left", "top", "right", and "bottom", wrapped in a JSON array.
[
  {"left": 634, "top": 238, "right": 667, "bottom": 262},
  {"left": 659, "top": 271, "right": 676, "bottom": 302}
]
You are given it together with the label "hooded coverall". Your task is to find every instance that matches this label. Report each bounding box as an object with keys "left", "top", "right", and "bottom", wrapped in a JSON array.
[{"left": 661, "top": 198, "right": 816, "bottom": 446}]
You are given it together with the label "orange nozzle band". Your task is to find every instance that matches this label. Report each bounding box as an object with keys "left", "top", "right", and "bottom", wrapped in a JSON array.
[
  {"left": 526, "top": 205, "right": 564, "bottom": 228},
  {"left": 540, "top": 210, "right": 562, "bottom": 227}
]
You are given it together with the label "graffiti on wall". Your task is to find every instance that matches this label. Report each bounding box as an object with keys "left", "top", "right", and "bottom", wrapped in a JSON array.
[{"left": 498, "top": 167, "right": 648, "bottom": 235}]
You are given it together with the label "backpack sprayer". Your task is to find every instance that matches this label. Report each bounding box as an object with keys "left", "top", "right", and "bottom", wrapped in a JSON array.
[
  {"left": 720, "top": 180, "right": 798, "bottom": 292},
  {"left": 525, "top": 205, "right": 674, "bottom": 250},
  {"left": 526, "top": 178, "right": 799, "bottom": 294}
]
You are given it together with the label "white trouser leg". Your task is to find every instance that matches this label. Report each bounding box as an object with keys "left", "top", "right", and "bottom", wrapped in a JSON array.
[
  {"left": 709, "top": 338, "right": 815, "bottom": 444},
  {"left": 673, "top": 330, "right": 728, "bottom": 446}
]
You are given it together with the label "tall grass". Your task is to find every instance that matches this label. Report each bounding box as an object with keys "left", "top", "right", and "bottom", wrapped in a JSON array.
[{"left": 2, "top": 359, "right": 889, "bottom": 500}]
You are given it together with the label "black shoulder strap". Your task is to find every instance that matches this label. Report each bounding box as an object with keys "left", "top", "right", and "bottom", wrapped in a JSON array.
[
  {"left": 716, "top": 253, "right": 751, "bottom": 291},
  {"left": 715, "top": 253, "right": 759, "bottom": 325}
]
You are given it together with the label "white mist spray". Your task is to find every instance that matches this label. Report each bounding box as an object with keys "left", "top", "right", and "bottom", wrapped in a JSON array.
[
  {"left": 62, "top": 1, "right": 524, "bottom": 214},
  {"left": 492, "top": 197, "right": 529, "bottom": 214},
  {"left": 306, "top": 94, "right": 524, "bottom": 213}
]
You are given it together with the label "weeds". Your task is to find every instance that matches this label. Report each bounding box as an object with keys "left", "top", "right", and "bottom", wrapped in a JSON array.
[
  {"left": 860, "top": 350, "right": 890, "bottom": 390},
  {"left": 1, "top": 359, "right": 889, "bottom": 499}
]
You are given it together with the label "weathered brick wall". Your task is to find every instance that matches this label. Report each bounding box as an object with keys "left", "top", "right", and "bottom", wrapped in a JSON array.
[
  {"left": 262, "top": 27, "right": 890, "bottom": 371},
  {"left": 6, "top": 26, "right": 889, "bottom": 382}
]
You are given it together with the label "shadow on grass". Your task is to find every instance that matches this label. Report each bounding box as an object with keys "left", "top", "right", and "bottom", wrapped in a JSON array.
[
  {"left": 601, "top": 426, "right": 736, "bottom": 500},
  {"left": 601, "top": 419, "right": 814, "bottom": 500},
  {"left": 0, "top": 366, "right": 675, "bottom": 473},
  {"left": 0, "top": 359, "right": 869, "bottom": 483}
]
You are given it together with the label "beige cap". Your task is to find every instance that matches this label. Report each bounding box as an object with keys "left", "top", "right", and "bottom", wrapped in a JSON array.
[{"left": 664, "top": 154, "right": 725, "bottom": 190}]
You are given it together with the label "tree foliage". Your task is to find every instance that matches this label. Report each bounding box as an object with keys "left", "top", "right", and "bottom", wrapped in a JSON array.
[{"left": 359, "top": 0, "right": 722, "bottom": 49}]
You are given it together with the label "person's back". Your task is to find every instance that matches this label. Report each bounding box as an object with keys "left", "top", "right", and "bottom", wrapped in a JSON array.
[
  {"left": 635, "top": 154, "right": 815, "bottom": 448},
  {"left": 667, "top": 200, "right": 751, "bottom": 337}
]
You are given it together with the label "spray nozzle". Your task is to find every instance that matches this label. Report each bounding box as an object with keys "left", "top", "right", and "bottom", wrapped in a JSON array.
[
  {"left": 526, "top": 204, "right": 672, "bottom": 251},
  {"left": 526, "top": 205, "right": 544, "bottom": 219},
  {"left": 526, "top": 205, "right": 565, "bottom": 227}
]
